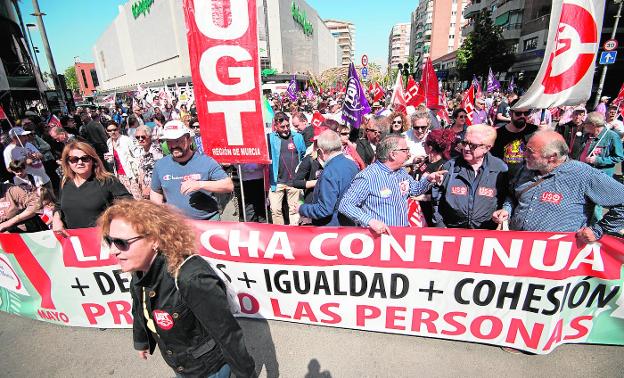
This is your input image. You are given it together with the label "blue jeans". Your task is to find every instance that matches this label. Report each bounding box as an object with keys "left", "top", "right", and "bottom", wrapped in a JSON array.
[{"left": 175, "top": 363, "right": 230, "bottom": 378}]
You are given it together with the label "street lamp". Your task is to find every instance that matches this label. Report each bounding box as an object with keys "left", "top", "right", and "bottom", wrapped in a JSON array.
[{"left": 25, "top": 24, "right": 42, "bottom": 72}]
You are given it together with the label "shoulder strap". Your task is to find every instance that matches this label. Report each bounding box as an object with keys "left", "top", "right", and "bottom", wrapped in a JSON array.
[{"left": 174, "top": 254, "right": 198, "bottom": 290}]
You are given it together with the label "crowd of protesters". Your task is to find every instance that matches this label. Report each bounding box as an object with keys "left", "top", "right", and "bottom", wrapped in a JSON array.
[{"left": 1, "top": 84, "right": 623, "bottom": 247}]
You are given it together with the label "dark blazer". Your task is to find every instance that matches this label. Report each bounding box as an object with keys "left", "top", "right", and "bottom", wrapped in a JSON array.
[{"left": 356, "top": 138, "right": 375, "bottom": 166}]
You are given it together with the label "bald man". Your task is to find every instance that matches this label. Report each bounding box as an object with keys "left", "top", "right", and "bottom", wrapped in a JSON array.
[{"left": 493, "top": 131, "right": 624, "bottom": 244}]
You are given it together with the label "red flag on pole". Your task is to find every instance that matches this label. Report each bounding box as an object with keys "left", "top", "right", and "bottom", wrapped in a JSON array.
[
  {"left": 0, "top": 105, "right": 7, "bottom": 120},
  {"left": 414, "top": 57, "right": 440, "bottom": 109},
  {"left": 310, "top": 111, "right": 326, "bottom": 127},
  {"left": 404, "top": 76, "right": 421, "bottom": 108},
  {"left": 612, "top": 83, "right": 624, "bottom": 119},
  {"left": 372, "top": 82, "right": 385, "bottom": 103},
  {"left": 438, "top": 92, "right": 451, "bottom": 125},
  {"left": 390, "top": 74, "right": 407, "bottom": 114},
  {"left": 460, "top": 84, "right": 476, "bottom": 125}
]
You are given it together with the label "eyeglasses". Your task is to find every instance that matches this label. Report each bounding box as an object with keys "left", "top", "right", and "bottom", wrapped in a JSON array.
[
  {"left": 392, "top": 120, "right": 403, "bottom": 124},
  {"left": 457, "top": 115, "right": 467, "bottom": 119},
  {"left": 413, "top": 126, "right": 428, "bottom": 131},
  {"left": 458, "top": 140, "right": 489, "bottom": 151},
  {"left": 366, "top": 129, "right": 381, "bottom": 133},
  {"left": 513, "top": 111, "right": 531, "bottom": 116},
  {"left": 340, "top": 132, "right": 350, "bottom": 136},
  {"left": 104, "top": 235, "right": 144, "bottom": 251},
  {"left": 67, "top": 155, "right": 93, "bottom": 164},
  {"left": 106, "top": 128, "right": 118, "bottom": 133},
  {"left": 394, "top": 148, "right": 411, "bottom": 154},
  {"left": 136, "top": 135, "right": 148, "bottom": 141},
  {"left": 190, "top": 124, "right": 200, "bottom": 129}
]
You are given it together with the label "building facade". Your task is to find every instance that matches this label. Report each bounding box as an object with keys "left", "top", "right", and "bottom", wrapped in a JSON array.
[
  {"left": 410, "top": 0, "right": 468, "bottom": 70},
  {"left": 388, "top": 23, "right": 411, "bottom": 71},
  {"left": 93, "top": 0, "right": 339, "bottom": 92},
  {"left": 74, "top": 62, "right": 97, "bottom": 97},
  {"left": 324, "top": 19, "right": 355, "bottom": 67}
]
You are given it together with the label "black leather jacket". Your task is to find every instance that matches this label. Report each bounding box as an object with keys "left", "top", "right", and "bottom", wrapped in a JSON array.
[{"left": 131, "top": 254, "right": 255, "bottom": 377}]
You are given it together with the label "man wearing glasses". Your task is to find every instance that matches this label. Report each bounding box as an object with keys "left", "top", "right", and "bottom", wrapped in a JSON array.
[
  {"left": 432, "top": 124, "right": 508, "bottom": 229},
  {"left": 404, "top": 111, "right": 431, "bottom": 165},
  {"left": 356, "top": 115, "right": 388, "bottom": 166},
  {"left": 340, "top": 135, "right": 446, "bottom": 234},
  {"left": 267, "top": 112, "right": 307, "bottom": 225},
  {"left": 490, "top": 100, "right": 538, "bottom": 177},
  {"left": 150, "top": 120, "right": 233, "bottom": 221}
]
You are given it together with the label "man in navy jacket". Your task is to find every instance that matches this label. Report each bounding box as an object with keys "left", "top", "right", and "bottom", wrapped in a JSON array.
[{"left": 298, "top": 130, "right": 359, "bottom": 226}]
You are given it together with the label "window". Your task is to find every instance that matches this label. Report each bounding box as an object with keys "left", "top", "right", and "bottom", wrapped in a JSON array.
[{"left": 523, "top": 37, "right": 538, "bottom": 51}]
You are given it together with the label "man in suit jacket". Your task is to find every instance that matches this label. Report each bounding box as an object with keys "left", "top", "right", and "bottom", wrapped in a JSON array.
[{"left": 298, "top": 130, "right": 359, "bottom": 226}]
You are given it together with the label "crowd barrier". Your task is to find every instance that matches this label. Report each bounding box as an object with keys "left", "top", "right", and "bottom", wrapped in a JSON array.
[{"left": 1, "top": 221, "right": 623, "bottom": 354}]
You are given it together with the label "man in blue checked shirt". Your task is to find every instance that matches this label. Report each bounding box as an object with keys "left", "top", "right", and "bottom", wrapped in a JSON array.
[
  {"left": 339, "top": 135, "right": 446, "bottom": 234},
  {"left": 492, "top": 131, "right": 624, "bottom": 244}
]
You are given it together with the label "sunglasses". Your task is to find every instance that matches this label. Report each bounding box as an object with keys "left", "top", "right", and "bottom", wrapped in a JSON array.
[
  {"left": 104, "top": 235, "right": 144, "bottom": 251},
  {"left": 366, "top": 129, "right": 381, "bottom": 133},
  {"left": 106, "top": 128, "right": 118, "bottom": 133},
  {"left": 413, "top": 126, "right": 428, "bottom": 131},
  {"left": 67, "top": 155, "right": 93, "bottom": 164},
  {"left": 459, "top": 140, "right": 489, "bottom": 151},
  {"left": 340, "top": 132, "right": 350, "bottom": 136},
  {"left": 190, "top": 124, "right": 200, "bottom": 129},
  {"left": 392, "top": 120, "right": 403, "bottom": 124},
  {"left": 136, "top": 135, "right": 148, "bottom": 141},
  {"left": 457, "top": 115, "right": 467, "bottom": 119},
  {"left": 513, "top": 111, "right": 531, "bottom": 116}
]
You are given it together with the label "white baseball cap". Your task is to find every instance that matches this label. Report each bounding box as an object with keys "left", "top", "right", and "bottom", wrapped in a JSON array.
[
  {"left": 160, "top": 120, "right": 191, "bottom": 140},
  {"left": 8, "top": 127, "right": 32, "bottom": 139}
]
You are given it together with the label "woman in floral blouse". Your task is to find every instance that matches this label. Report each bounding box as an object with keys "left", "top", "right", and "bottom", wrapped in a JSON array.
[{"left": 134, "top": 125, "right": 163, "bottom": 199}]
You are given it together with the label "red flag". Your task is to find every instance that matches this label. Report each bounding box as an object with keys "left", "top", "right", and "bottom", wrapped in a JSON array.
[
  {"left": 48, "top": 114, "right": 62, "bottom": 128},
  {"left": 310, "top": 111, "right": 326, "bottom": 128},
  {"left": 414, "top": 58, "right": 440, "bottom": 109},
  {"left": 404, "top": 76, "right": 421, "bottom": 107},
  {"left": 368, "top": 82, "right": 374, "bottom": 93},
  {"left": 0, "top": 105, "right": 7, "bottom": 120},
  {"left": 460, "top": 84, "right": 476, "bottom": 125},
  {"left": 438, "top": 92, "right": 451, "bottom": 125},
  {"left": 407, "top": 198, "right": 427, "bottom": 227},
  {"left": 372, "top": 82, "right": 385, "bottom": 103},
  {"left": 390, "top": 74, "right": 407, "bottom": 114},
  {"left": 612, "top": 83, "right": 624, "bottom": 107}
]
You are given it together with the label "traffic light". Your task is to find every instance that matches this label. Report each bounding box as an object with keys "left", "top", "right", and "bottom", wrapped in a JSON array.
[{"left": 33, "top": 46, "right": 40, "bottom": 53}]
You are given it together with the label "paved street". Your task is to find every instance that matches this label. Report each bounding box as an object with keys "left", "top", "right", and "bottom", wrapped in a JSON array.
[{"left": 1, "top": 310, "right": 623, "bottom": 377}]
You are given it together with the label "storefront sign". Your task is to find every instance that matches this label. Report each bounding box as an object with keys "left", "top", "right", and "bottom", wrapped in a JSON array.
[
  {"left": 131, "top": 0, "right": 154, "bottom": 19},
  {"left": 181, "top": 0, "right": 269, "bottom": 164},
  {"left": 291, "top": 1, "right": 313, "bottom": 36}
]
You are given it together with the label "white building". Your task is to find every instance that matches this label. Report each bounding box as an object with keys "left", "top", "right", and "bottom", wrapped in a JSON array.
[
  {"left": 324, "top": 19, "right": 355, "bottom": 67},
  {"left": 93, "top": 0, "right": 340, "bottom": 92},
  {"left": 388, "top": 23, "right": 411, "bottom": 71}
]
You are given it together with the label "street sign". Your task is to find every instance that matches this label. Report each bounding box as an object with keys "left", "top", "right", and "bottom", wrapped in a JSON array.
[
  {"left": 604, "top": 39, "right": 618, "bottom": 51},
  {"left": 599, "top": 51, "right": 617, "bottom": 65},
  {"left": 361, "top": 66, "right": 368, "bottom": 79},
  {"left": 361, "top": 54, "right": 368, "bottom": 67}
]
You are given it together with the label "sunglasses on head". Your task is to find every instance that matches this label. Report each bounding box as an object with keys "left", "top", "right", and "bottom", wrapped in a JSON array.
[
  {"left": 67, "top": 155, "right": 93, "bottom": 164},
  {"left": 104, "top": 235, "right": 144, "bottom": 251},
  {"left": 275, "top": 117, "right": 287, "bottom": 123}
]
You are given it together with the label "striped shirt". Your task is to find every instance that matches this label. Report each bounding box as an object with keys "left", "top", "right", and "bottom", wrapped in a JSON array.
[
  {"left": 504, "top": 160, "right": 624, "bottom": 238},
  {"left": 339, "top": 161, "right": 431, "bottom": 227}
]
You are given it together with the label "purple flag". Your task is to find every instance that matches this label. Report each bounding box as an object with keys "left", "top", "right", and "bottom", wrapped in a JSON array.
[
  {"left": 487, "top": 67, "right": 501, "bottom": 92},
  {"left": 305, "top": 87, "right": 314, "bottom": 100},
  {"left": 341, "top": 63, "right": 371, "bottom": 129},
  {"left": 287, "top": 75, "right": 297, "bottom": 101},
  {"left": 508, "top": 76, "right": 516, "bottom": 93}
]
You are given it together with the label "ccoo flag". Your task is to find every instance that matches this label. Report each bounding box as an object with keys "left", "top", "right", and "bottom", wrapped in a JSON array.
[
  {"left": 514, "top": 0, "right": 605, "bottom": 109},
  {"left": 341, "top": 62, "right": 371, "bottom": 128}
]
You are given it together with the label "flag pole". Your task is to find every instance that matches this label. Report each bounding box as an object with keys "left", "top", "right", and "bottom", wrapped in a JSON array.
[{"left": 237, "top": 164, "right": 247, "bottom": 222}]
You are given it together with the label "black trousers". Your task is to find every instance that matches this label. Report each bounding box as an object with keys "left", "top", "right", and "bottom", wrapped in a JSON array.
[{"left": 235, "top": 178, "right": 266, "bottom": 223}]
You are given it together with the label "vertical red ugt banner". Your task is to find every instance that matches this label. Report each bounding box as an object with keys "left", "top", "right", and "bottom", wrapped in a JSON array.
[{"left": 182, "top": 0, "right": 269, "bottom": 164}]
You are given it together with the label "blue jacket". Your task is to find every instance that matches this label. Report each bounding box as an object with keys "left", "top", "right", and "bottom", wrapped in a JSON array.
[
  {"left": 582, "top": 128, "right": 624, "bottom": 176},
  {"left": 268, "top": 131, "right": 306, "bottom": 191},
  {"left": 433, "top": 153, "right": 508, "bottom": 229},
  {"left": 299, "top": 154, "right": 359, "bottom": 226}
]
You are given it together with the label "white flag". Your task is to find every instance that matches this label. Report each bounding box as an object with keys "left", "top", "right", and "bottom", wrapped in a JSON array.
[{"left": 514, "top": 0, "right": 605, "bottom": 109}]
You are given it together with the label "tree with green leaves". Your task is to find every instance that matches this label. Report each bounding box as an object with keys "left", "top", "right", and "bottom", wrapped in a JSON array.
[
  {"left": 64, "top": 66, "right": 78, "bottom": 90},
  {"left": 456, "top": 9, "right": 515, "bottom": 81}
]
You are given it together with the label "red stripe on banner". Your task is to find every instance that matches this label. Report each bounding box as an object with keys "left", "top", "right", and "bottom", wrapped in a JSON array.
[
  {"left": 182, "top": 0, "right": 269, "bottom": 164},
  {"left": 190, "top": 222, "right": 623, "bottom": 280}
]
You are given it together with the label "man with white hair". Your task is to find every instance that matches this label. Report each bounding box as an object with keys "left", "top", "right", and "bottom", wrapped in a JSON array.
[
  {"left": 3, "top": 127, "right": 51, "bottom": 190},
  {"left": 433, "top": 124, "right": 508, "bottom": 229},
  {"left": 297, "top": 130, "right": 359, "bottom": 226}
]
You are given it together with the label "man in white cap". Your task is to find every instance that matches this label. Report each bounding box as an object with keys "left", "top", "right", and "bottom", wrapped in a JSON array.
[
  {"left": 3, "top": 127, "right": 51, "bottom": 191},
  {"left": 595, "top": 96, "right": 610, "bottom": 116},
  {"left": 150, "top": 120, "right": 233, "bottom": 220}
]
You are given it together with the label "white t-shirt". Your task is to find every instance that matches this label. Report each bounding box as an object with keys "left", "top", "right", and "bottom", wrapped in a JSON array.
[
  {"left": 607, "top": 119, "right": 624, "bottom": 138},
  {"left": 3, "top": 142, "right": 50, "bottom": 186}
]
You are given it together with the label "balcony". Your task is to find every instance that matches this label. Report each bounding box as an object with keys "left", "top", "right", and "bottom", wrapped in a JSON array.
[
  {"left": 494, "top": 0, "right": 524, "bottom": 19},
  {"left": 501, "top": 23, "right": 522, "bottom": 40},
  {"left": 462, "top": 22, "right": 475, "bottom": 36},
  {"left": 463, "top": 1, "right": 487, "bottom": 18}
]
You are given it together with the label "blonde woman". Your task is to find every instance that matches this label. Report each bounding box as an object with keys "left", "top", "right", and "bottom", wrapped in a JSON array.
[{"left": 99, "top": 199, "right": 255, "bottom": 377}]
